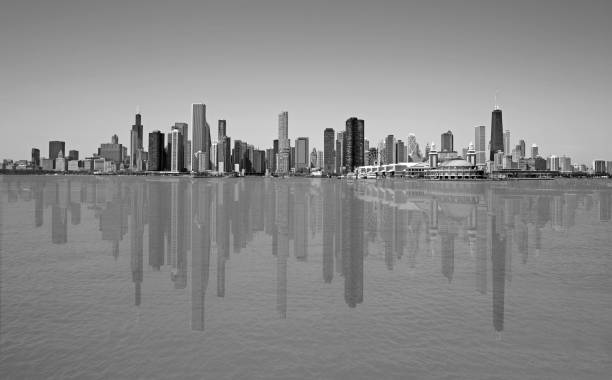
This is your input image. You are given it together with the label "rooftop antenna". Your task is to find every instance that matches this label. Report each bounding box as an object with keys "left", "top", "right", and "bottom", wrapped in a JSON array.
[{"left": 494, "top": 91, "right": 499, "bottom": 110}]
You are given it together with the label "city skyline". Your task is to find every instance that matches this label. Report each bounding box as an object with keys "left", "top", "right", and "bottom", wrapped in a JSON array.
[{"left": 1, "top": 0, "right": 611, "bottom": 164}]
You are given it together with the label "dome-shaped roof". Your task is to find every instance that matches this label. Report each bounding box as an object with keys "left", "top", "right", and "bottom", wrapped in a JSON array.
[{"left": 438, "top": 158, "right": 473, "bottom": 168}]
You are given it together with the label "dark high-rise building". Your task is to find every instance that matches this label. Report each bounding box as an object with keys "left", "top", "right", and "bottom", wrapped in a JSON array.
[
  {"left": 111, "top": 134, "right": 119, "bottom": 144},
  {"left": 441, "top": 130, "right": 453, "bottom": 152},
  {"left": 385, "top": 135, "right": 394, "bottom": 165},
  {"left": 49, "top": 141, "right": 65, "bottom": 169},
  {"left": 148, "top": 130, "right": 165, "bottom": 171},
  {"left": 192, "top": 103, "right": 209, "bottom": 172},
  {"left": 344, "top": 117, "right": 365, "bottom": 172},
  {"left": 218, "top": 120, "right": 226, "bottom": 140},
  {"left": 130, "top": 113, "right": 143, "bottom": 170},
  {"left": 490, "top": 109, "right": 504, "bottom": 161},
  {"left": 31, "top": 148, "right": 40, "bottom": 168},
  {"left": 323, "top": 128, "right": 335, "bottom": 175},
  {"left": 295, "top": 137, "right": 309, "bottom": 172},
  {"left": 68, "top": 150, "right": 79, "bottom": 161}
]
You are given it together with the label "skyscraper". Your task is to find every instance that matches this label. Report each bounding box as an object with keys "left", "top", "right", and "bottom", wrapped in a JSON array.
[
  {"left": 385, "top": 135, "right": 394, "bottom": 165},
  {"left": 490, "top": 109, "right": 504, "bottom": 161},
  {"left": 531, "top": 144, "right": 539, "bottom": 158},
  {"left": 518, "top": 139, "right": 526, "bottom": 159},
  {"left": 323, "top": 128, "right": 335, "bottom": 175},
  {"left": 192, "top": 103, "right": 210, "bottom": 172},
  {"left": 474, "top": 125, "right": 486, "bottom": 165},
  {"left": 344, "top": 117, "right": 365, "bottom": 172},
  {"left": 148, "top": 130, "right": 165, "bottom": 171},
  {"left": 218, "top": 120, "right": 226, "bottom": 140},
  {"left": 31, "top": 148, "right": 40, "bottom": 168},
  {"left": 49, "top": 140, "right": 65, "bottom": 169},
  {"left": 68, "top": 150, "right": 79, "bottom": 161},
  {"left": 170, "top": 129, "right": 184, "bottom": 173},
  {"left": 503, "top": 130, "right": 511, "bottom": 155},
  {"left": 174, "top": 122, "right": 190, "bottom": 171},
  {"left": 277, "top": 112, "right": 290, "bottom": 174},
  {"left": 335, "top": 132, "right": 344, "bottom": 174},
  {"left": 407, "top": 133, "right": 421, "bottom": 162},
  {"left": 441, "top": 130, "right": 453, "bottom": 152},
  {"left": 295, "top": 137, "right": 309, "bottom": 171},
  {"left": 130, "top": 113, "right": 143, "bottom": 171}
]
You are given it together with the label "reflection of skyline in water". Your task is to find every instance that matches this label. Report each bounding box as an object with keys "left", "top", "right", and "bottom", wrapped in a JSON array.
[{"left": 2, "top": 177, "right": 612, "bottom": 334}]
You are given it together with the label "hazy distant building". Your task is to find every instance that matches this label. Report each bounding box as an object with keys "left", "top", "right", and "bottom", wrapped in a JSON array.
[
  {"left": 474, "top": 126, "right": 486, "bottom": 165},
  {"left": 323, "top": 128, "right": 335, "bottom": 175},
  {"left": 148, "top": 130, "right": 165, "bottom": 171},
  {"left": 518, "top": 139, "right": 526, "bottom": 159},
  {"left": 531, "top": 144, "right": 539, "bottom": 159},
  {"left": 407, "top": 133, "right": 421, "bottom": 162},
  {"left": 55, "top": 150, "right": 67, "bottom": 172},
  {"left": 441, "top": 130, "right": 453, "bottom": 152},
  {"left": 310, "top": 148, "right": 318, "bottom": 168},
  {"left": 130, "top": 113, "right": 143, "bottom": 171},
  {"left": 490, "top": 109, "right": 504, "bottom": 161}
]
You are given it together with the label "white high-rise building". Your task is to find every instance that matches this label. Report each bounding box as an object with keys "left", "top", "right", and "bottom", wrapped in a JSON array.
[
  {"left": 171, "top": 129, "right": 183, "bottom": 173},
  {"left": 277, "top": 111, "right": 289, "bottom": 174},
  {"left": 503, "top": 130, "right": 511, "bottom": 155}
]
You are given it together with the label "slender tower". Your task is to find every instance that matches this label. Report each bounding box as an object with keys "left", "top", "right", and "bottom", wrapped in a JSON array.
[{"left": 490, "top": 96, "right": 504, "bottom": 161}]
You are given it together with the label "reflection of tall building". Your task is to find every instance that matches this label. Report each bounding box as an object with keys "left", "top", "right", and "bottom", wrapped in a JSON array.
[
  {"left": 216, "top": 181, "right": 230, "bottom": 297},
  {"left": 192, "top": 182, "right": 211, "bottom": 331},
  {"left": 599, "top": 191, "right": 611, "bottom": 222},
  {"left": 170, "top": 181, "right": 188, "bottom": 289},
  {"left": 293, "top": 187, "right": 308, "bottom": 261},
  {"left": 148, "top": 182, "right": 165, "bottom": 270},
  {"left": 342, "top": 183, "right": 363, "bottom": 308},
  {"left": 275, "top": 182, "right": 290, "bottom": 318},
  {"left": 34, "top": 182, "right": 43, "bottom": 227},
  {"left": 130, "top": 182, "right": 145, "bottom": 306},
  {"left": 439, "top": 220, "right": 455, "bottom": 283},
  {"left": 489, "top": 213, "right": 507, "bottom": 333},
  {"left": 51, "top": 182, "right": 68, "bottom": 244},
  {"left": 322, "top": 182, "right": 335, "bottom": 283},
  {"left": 475, "top": 203, "right": 488, "bottom": 294},
  {"left": 99, "top": 182, "right": 128, "bottom": 259}
]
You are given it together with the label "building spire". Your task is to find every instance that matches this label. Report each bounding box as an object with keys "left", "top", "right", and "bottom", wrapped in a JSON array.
[{"left": 494, "top": 91, "right": 499, "bottom": 110}]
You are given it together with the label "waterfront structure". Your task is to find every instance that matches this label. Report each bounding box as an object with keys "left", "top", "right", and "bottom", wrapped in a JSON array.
[
  {"left": 130, "top": 113, "right": 143, "bottom": 171},
  {"left": 441, "top": 130, "right": 454, "bottom": 152},
  {"left": 323, "top": 128, "right": 335, "bottom": 175},
  {"left": 148, "top": 130, "right": 165, "bottom": 171},
  {"left": 31, "top": 148, "right": 40, "bottom": 168},
  {"left": 490, "top": 109, "right": 504, "bottom": 161},
  {"left": 295, "top": 137, "right": 309, "bottom": 172},
  {"left": 474, "top": 126, "right": 486, "bottom": 165},
  {"left": 425, "top": 157, "right": 484, "bottom": 179},
  {"left": 171, "top": 129, "right": 184, "bottom": 173}
]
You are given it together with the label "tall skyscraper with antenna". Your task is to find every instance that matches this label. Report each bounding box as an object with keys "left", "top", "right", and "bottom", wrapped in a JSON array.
[{"left": 490, "top": 99, "right": 504, "bottom": 161}]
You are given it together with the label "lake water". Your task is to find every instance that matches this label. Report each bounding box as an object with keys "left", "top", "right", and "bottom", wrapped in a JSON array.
[{"left": 0, "top": 176, "right": 611, "bottom": 379}]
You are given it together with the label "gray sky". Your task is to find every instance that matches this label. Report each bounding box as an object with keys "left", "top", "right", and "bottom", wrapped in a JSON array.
[{"left": 1, "top": 0, "right": 611, "bottom": 164}]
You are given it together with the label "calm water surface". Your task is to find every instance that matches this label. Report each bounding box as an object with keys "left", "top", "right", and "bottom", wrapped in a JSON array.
[{"left": 0, "top": 176, "right": 611, "bottom": 379}]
